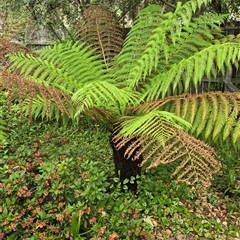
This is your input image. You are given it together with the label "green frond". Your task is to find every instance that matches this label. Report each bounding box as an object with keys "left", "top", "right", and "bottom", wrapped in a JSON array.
[
  {"left": 204, "top": 114, "right": 214, "bottom": 140},
  {"left": 195, "top": 97, "right": 210, "bottom": 136},
  {"left": 145, "top": 42, "right": 240, "bottom": 100},
  {"left": 124, "top": 0, "right": 214, "bottom": 89},
  {"left": 223, "top": 114, "right": 236, "bottom": 141},
  {"left": 72, "top": 81, "right": 140, "bottom": 121},
  {"left": 188, "top": 99, "right": 202, "bottom": 133},
  {"left": 21, "top": 96, "right": 74, "bottom": 125},
  {"left": 222, "top": 94, "right": 240, "bottom": 141},
  {"left": 232, "top": 120, "right": 240, "bottom": 144},
  {"left": 208, "top": 94, "right": 220, "bottom": 122},
  {"left": 115, "top": 4, "right": 165, "bottom": 84},
  {"left": 8, "top": 41, "right": 108, "bottom": 94},
  {"left": 205, "top": 50, "right": 216, "bottom": 79},
  {"left": 8, "top": 52, "right": 39, "bottom": 76},
  {"left": 117, "top": 110, "right": 191, "bottom": 147},
  {"left": 212, "top": 112, "right": 227, "bottom": 141}
]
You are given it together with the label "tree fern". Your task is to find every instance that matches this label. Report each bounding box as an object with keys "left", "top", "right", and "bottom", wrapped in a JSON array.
[{"left": 2, "top": 1, "right": 240, "bottom": 200}]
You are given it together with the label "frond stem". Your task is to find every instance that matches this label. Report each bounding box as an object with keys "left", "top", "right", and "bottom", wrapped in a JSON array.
[{"left": 96, "top": 18, "right": 108, "bottom": 69}]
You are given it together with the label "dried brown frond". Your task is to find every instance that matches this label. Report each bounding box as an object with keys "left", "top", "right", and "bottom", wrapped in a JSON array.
[
  {"left": 112, "top": 124, "right": 221, "bottom": 201},
  {"left": 83, "top": 107, "right": 115, "bottom": 124},
  {"left": 0, "top": 71, "right": 74, "bottom": 120},
  {"left": 1, "top": 20, "right": 30, "bottom": 41},
  {"left": 0, "top": 38, "right": 32, "bottom": 70},
  {"left": 76, "top": 5, "right": 123, "bottom": 67}
]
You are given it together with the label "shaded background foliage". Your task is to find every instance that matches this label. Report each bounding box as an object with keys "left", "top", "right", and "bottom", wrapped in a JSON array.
[{"left": 2, "top": 0, "right": 240, "bottom": 44}]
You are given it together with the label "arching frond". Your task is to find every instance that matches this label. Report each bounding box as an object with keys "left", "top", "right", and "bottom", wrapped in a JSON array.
[
  {"left": 112, "top": 124, "right": 220, "bottom": 199},
  {"left": 8, "top": 41, "right": 108, "bottom": 94},
  {"left": 135, "top": 92, "right": 240, "bottom": 145},
  {"left": 144, "top": 42, "right": 240, "bottom": 100},
  {"left": 0, "top": 71, "right": 74, "bottom": 121},
  {"left": 116, "top": 110, "right": 191, "bottom": 146},
  {"left": 72, "top": 81, "right": 140, "bottom": 121},
  {"left": 115, "top": 4, "right": 165, "bottom": 83},
  {"left": 124, "top": 0, "right": 214, "bottom": 89},
  {"left": 167, "top": 13, "right": 225, "bottom": 69}
]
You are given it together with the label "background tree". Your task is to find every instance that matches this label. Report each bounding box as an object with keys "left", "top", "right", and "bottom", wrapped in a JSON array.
[
  {"left": 2, "top": 0, "right": 240, "bottom": 44},
  {"left": 0, "top": 0, "right": 155, "bottom": 42}
]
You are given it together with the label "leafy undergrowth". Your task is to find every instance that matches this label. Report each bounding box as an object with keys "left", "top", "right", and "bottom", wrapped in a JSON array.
[{"left": 0, "top": 112, "right": 240, "bottom": 240}]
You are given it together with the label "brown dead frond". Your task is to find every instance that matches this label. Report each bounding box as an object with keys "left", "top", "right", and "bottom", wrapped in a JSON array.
[
  {"left": 76, "top": 5, "right": 123, "bottom": 67},
  {"left": 83, "top": 107, "right": 116, "bottom": 124},
  {"left": 0, "top": 71, "right": 74, "bottom": 120},
  {"left": 1, "top": 20, "right": 30, "bottom": 41},
  {"left": 112, "top": 124, "right": 221, "bottom": 200},
  {"left": 0, "top": 38, "right": 32, "bottom": 70}
]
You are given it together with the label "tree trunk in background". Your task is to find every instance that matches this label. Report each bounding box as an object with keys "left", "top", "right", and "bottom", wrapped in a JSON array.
[{"left": 0, "top": 10, "right": 8, "bottom": 36}]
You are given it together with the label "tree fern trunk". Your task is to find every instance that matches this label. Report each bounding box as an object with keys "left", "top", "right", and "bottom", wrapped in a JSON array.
[{"left": 110, "top": 132, "right": 143, "bottom": 193}]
